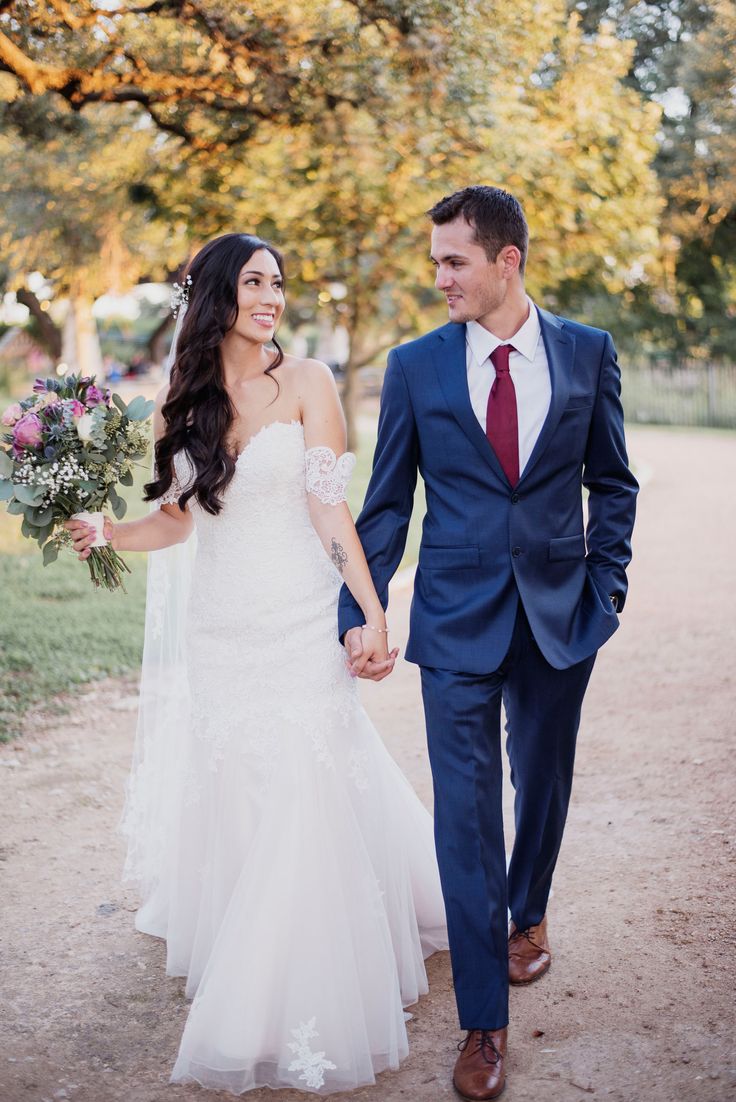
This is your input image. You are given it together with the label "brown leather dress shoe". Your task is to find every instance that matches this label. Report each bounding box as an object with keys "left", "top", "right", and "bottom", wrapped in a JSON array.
[
  {"left": 453, "top": 1028, "right": 507, "bottom": 1100},
  {"left": 508, "top": 915, "right": 551, "bottom": 984}
]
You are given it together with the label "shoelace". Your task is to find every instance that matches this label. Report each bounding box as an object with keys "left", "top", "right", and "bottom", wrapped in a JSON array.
[
  {"left": 457, "top": 1031, "right": 502, "bottom": 1065},
  {"left": 508, "top": 926, "right": 545, "bottom": 952}
]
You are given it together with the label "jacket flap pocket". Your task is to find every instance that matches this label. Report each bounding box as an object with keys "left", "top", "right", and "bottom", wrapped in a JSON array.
[
  {"left": 420, "top": 545, "right": 480, "bottom": 569},
  {"left": 548, "top": 534, "right": 586, "bottom": 561},
  {"left": 564, "top": 394, "right": 595, "bottom": 410}
]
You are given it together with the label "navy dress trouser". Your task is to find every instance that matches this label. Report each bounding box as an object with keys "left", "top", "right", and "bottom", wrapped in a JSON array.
[{"left": 420, "top": 603, "right": 596, "bottom": 1031}]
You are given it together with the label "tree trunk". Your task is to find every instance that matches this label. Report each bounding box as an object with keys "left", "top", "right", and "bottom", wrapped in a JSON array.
[
  {"left": 342, "top": 354, "right": 358, "bottom": 452},
  {"left": 341, "top": 288, "right": 364, "bottom": 452},
  {"left": 15, "top": 288, "right": 62, "bottom": 360},
  {"left": 61, "top": 295, "right": 103, "bottom": 376},
  {"left": 148, "top": 313, "right": 174, "bottom": 367}
]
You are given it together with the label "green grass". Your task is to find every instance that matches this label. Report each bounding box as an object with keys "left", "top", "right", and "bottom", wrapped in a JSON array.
[
  {"left": 0, "top": 461, "right": 153, "bottom": 739},
  {"left": 0, "top": 424, "right": 424, "bottom": 736},
  {"left": 0, "top": 550, "right": 149, "bottom": 739}
]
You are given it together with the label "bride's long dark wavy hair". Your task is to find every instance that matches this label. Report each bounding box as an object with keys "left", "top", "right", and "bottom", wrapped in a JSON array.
[{"left": 144, "top": 233, "right": 285, "bottom": 515}]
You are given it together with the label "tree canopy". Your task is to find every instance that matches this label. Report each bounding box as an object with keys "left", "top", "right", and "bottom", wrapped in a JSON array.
[
  {"left": 0, "top": 0, "right": 731, "bottom": 403},
  {"left": 569, "top": 0, "right": 736, "bottom": 357}
]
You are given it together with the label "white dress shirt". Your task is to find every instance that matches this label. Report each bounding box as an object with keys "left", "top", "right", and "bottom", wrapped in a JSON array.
[{"left": 465, "top": 299, "right": 551, "bottom": 476}]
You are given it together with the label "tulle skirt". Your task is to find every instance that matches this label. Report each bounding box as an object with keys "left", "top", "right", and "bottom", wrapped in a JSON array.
[{"left": 125, "top": 613, "right": 448, "bottom": 1095}]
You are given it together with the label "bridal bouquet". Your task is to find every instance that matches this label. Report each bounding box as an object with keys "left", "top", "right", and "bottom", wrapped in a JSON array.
[{"left": 0, "top": 374, "right": 154, "bottom": 590}]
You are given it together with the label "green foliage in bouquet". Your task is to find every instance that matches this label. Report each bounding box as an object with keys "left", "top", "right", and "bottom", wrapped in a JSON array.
[{"left": 0, "top": 374, "right": 154, "bottom": 590}]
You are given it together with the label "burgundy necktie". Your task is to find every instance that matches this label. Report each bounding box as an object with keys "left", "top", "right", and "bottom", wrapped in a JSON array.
[{"left": 485, "top": 344, "right": 520, "bottom": 486}]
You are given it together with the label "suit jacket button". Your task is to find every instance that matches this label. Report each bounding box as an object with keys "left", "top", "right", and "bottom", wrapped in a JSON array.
[
  {"left": 511, "top": 493, "right": 520, "bottom": 503},
  {"left": 512, "top": 546, "right": 522, "bottom": 557}
]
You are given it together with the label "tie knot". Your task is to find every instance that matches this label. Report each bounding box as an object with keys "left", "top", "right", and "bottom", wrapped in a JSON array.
[{"left": 490, "top": 344, "right": 514, "bottom": 373}]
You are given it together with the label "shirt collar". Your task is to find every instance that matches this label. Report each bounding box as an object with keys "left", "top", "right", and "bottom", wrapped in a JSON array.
[{"left": 466, "top": 297, "right": 541, "bottom": 366}]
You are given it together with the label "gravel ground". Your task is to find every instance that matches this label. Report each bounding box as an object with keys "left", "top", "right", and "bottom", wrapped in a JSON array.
[{"left": 1, "top": 425, "right": 734, "bottom": 1102}]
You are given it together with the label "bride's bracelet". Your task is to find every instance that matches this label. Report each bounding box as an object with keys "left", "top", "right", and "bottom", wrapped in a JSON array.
[{"left": 362, "top": 624, "right": 389, "bottom": 634}]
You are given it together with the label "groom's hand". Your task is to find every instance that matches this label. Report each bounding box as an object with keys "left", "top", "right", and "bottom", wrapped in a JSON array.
[{"left": 344, "top": 627, "right": 399, "bottom": 682}]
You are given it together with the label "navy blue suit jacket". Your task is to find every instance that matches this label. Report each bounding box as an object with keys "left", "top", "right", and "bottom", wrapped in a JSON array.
[{"left": 338, "top": 310, "right": 639, "bottom": 672}]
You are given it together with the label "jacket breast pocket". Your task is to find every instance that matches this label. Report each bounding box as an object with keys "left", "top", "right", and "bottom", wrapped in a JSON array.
[
  {"left": 548, "top": 534, "right": 586, "bottom": 562},
  {"left": 419, "top": 545, "right": 481, "bottom": 570}
]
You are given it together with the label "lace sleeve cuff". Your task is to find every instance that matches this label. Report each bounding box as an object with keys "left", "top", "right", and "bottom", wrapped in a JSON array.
[
  {"left": 305, "top": 446, "right": 356, "bottom": 506},
  {"left": 154, "top": 456, "right": 190, "bottom": 508},
  {"left": 156, "top": 476, "right": 184, "bottom": 507}
]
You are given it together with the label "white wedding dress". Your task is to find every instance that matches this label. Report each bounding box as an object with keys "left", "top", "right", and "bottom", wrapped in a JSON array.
[{"left": 122, "top": 419, "right": 448, "bottom": 1095}]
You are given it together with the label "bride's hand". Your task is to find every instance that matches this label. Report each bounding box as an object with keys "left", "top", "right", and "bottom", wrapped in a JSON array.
[
  {"left": 345, "top": 626, "right": 399, "bottom": 682},
  {"left": 63, "top": 516, "right": 115, "bottom": 559}
]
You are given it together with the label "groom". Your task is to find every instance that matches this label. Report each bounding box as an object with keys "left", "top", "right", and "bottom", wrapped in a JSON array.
[{"left": 338, "top": 186, "right": 638, "bottom": 1099}]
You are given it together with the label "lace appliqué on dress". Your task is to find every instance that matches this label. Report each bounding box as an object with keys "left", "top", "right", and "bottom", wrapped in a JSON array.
[
  {"left": 155, "top": 452, "right": 194, "bottom": 507},
  {"left": 305, "top": 446, "right": 356, "bottom": 506},
  {"left": 287, "top": 1018, "right": 338, "bottom": 1090},
  {"left": 349, "top": 747, "right": 370, "bottom": 792},
  {"left": 156, "top": 472, "right": 185, "bottom": 507}
]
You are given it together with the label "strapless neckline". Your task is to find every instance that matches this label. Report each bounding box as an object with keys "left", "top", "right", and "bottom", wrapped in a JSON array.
[{"left": 235, "top": 419, "right": 303, "bottom": 463}]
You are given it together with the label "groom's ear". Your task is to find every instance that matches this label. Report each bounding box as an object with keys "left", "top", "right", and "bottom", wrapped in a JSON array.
[{"left": 499, "top": 244, "right": 522, "bottom": 278}]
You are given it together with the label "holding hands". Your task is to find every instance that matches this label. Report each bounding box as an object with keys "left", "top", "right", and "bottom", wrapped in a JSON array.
[{"left": 345, "top": 625, "right": 399, "bottom": 682}]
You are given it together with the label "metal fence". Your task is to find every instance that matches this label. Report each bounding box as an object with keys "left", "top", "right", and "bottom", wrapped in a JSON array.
[
  {"left": 356, "top": 359, "right": 736, "bottom": 429},
  {"left": 622, "top": 361, "right": 736, "bottom": 430}
]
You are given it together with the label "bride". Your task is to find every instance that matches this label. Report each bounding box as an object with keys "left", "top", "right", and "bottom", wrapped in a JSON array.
[{"left": 66, "top": 232, "right": 448, "bottom": 1095}]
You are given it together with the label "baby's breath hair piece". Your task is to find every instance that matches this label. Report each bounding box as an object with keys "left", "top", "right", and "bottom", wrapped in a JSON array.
[{"left": 170, "top": 274, "right": 192, "bottom": 317}]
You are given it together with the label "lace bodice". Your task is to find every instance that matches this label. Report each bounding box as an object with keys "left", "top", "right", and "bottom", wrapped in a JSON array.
[
  {"left": 167, "top": 419, "right": 358, "bottom": 772},
  {"left": 159, "top": 420, "right": 354, "bottom": 524}
]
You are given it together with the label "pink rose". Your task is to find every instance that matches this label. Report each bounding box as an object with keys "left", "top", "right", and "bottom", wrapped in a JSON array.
[
  {"left": 1, "top": 402, "right": 23, "bottom": 426},
  {"left": 68, "top": 399, "right": 85, "bottom": 418},
  {"left": 12, "top": 412, "right": 44, "bottom": 449}
]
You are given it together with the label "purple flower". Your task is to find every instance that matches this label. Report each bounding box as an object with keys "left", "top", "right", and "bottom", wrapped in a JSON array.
[
  {"left": 12, "top": 412, "right": 44, "bottom": 449},
  {"left": 85, "top": 384, "right": 106, "bottom": 407},
  {"left": 32, "top": 378, "right": 50, "bottom": 394}
]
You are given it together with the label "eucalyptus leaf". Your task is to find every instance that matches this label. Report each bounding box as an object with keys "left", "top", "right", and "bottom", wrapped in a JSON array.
[
  {"left": 112, "top": 394, "right": 128, "bottom": 414},
  {"left": 21, "top": 516, "right": 36, "bottom": 538},
  {"left": 36, "top": 522, "right": 54, "bottom": 547},
  {"left": 14, "top": 483, "right": 44, "bottom": 506},
  {"left": 7, "top": 499, "right": 25, "bottom": 515},
  {"left": 30, "top": 504, "right": 54, "bottom": 526},
  {"left": 126, "top": 396, "right": 155, "bottom": 421},
  {"left": 0, "top": 450, "right": 13, "bottom": 478},
  {"left": 0, "top": 479, "right": 14, "bottom": 501},
  {"left": 108, "top": 486, "right": 128, "bottom": 520},
  {"left": 43, "top": 541, "right": 59, "bottom": 566}
]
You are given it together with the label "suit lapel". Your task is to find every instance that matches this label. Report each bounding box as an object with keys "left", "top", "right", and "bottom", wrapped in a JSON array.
[
  {"left": 518, "top": 308, "right": 575, "bottom": 484},
  {"left": 431, "top": 323, "right": 510, "bottom": 484}
]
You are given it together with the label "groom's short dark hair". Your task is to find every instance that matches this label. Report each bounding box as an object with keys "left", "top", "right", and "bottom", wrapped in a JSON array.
[{"left": 428, "top": 186, "right": 529, "bottom": 272}]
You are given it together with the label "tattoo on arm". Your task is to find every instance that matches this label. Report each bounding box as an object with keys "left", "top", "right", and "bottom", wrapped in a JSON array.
[{"left": 330, "top": 537, "right": 348, "bottom": 575}]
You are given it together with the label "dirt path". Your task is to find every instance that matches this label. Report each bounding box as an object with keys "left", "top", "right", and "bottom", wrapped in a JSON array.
[{"left": 1, "top": 426, "right": 734, "bottom": 1102}]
